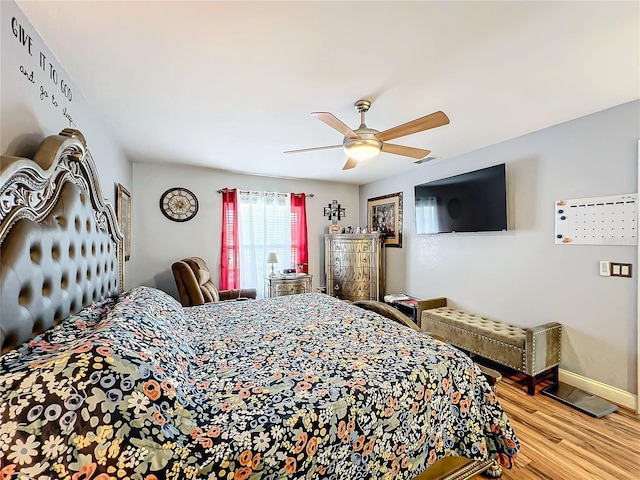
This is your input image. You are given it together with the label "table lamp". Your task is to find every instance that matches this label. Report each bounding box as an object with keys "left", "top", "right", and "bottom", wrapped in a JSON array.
[{"left": 266, "top": 252, "right": 279, "bottom": 277}]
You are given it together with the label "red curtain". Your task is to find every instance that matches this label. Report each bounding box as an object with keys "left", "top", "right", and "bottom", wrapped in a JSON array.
[
  {"left": 290, "top": 193, "right": 308, "bottom": 273},
  {"left": 220, "top": 188, "right": 240, "bottom": 289}
]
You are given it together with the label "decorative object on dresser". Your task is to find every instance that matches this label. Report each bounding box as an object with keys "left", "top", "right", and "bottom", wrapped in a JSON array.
[
  {"left": 171, "top": 256, "right": 257, "bottom": 306},
  {"left": 368, "top": 191, "right": 403, "bottom": 247},
  {"left": 116, "top": 183, "right": 132, "bottom": 261},
  {"left": 328, "top": 223, "right": 343, "bottom": 234},
  {"left": 266, "top": 251, "right": 279, "bottom": 276},
  {"left": 421, "top": 298, "right": 562, "bottom": 395},
  {"left": 264, "top": 274, "right": 313, "bottom": 297},
  {"left": 159, "top": 187, "right": 199, "bottom": 222},
  {"left": 325, "top": 232, "right": 384, "bottom": 301}
]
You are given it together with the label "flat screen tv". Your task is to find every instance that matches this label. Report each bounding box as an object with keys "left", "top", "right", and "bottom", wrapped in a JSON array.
[{"left": 414, "top": 163, "right": 507, "bottom": 234}]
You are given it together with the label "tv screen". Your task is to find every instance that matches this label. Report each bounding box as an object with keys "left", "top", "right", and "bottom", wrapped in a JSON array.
[{"left": 414, "top": 164, "right": 507, "bottom": 234}]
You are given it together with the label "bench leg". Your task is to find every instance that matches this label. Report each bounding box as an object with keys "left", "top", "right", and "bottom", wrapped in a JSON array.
[
  {"left": 527, "top": 367, "right": 559, "bottom": 395},
  {"left": 527, "top": 376, "right": 536, "bottom": 396}
]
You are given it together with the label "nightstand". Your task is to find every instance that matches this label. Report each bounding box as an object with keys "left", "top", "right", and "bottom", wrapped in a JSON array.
[
  {"left": 385, "top": 296, "right": 446, "bottom": 327},
  {"left": 264, "top": 274, "right": 313, "bottom": 298},
  {"left": 385, "top": 295, "right": 421, "bottom": 322}
]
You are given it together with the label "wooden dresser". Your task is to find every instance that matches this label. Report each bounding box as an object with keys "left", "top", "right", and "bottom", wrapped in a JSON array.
[{"left": 324, "top": 233, "right": 384, "bottom": 302}]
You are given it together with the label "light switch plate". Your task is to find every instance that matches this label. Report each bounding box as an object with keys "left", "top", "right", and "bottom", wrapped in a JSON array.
[
  {"left": 619, "top": 263, "right": 632, "bottom": 278},
  {"left": 599, "top": 261, "right": 611, "bottom": 276},
  {"left": 610, "top": 262, "right": 633, "bottom": 278}
]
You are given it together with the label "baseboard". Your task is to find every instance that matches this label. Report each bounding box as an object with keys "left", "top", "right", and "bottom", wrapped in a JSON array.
[{"left": 559, "top": 368, "right": 637, "bottom": 411}]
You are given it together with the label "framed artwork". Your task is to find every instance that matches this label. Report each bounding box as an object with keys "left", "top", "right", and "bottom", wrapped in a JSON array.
[
  {"left": 328, "top": 223, "right": 343, "bottom": 234},
  {"left": 368, "top": 192, "right": 403, "bottom": 247},
  {"left": 117, "top": 184, "right": 132, "bottom": 261}
]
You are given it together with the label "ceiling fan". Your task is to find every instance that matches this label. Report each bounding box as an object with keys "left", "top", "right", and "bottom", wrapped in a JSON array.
[{"left": 284, "top": 99, "right": 450, "bottom": 170}]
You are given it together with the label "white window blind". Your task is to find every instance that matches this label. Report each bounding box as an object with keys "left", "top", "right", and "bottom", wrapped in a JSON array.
[{"left": 238, "top": 191, "right": 291, "bottom": 298}]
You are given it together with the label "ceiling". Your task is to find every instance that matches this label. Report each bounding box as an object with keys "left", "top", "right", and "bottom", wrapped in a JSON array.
[{"left": 17, "top": 1, "right": 639, "bottom": 186}]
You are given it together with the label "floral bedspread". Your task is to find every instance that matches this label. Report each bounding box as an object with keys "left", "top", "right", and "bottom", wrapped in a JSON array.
[{"left": 0, "top": 286, "right": 519, "bottom": 479}]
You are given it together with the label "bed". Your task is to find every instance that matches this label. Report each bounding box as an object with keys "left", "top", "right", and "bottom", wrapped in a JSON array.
[{"left": 0, "top": 130, "right": 519, "bottom": 479}]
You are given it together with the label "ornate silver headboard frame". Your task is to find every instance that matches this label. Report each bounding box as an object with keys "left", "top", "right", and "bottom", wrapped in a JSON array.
[{"left": 0, "top": 128, "right": 123, "bottom": 353}]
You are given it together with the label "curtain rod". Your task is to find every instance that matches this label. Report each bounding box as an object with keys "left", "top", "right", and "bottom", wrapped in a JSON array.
[{"left": 218, "top": 188, "right": 314, "bottom": 197}]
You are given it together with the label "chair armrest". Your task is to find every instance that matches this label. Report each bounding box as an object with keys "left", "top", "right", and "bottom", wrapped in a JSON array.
[
  {"left": 219, "top": 288, "right": 257, "bottom": 301},
  {"left": 418, "top": 297, "right": 448, "bottom": 310},
  {"left": 417, "top": 297, "right": 447, "bottom": 330}
]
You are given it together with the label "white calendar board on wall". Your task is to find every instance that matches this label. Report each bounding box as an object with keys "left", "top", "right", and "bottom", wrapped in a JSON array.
[{"left": 555, "top": 193, "right": 637, "bottom": 245}]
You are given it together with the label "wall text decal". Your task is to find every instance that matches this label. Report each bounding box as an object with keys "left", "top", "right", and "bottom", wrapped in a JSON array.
[{"left": 10, "top": 16, "right": 76, "bottom": 126}]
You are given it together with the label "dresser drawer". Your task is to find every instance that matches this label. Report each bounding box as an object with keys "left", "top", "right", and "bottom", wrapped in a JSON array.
[
  {"left": 275, "top": 282, "right": 307, "bottom": 296},
  {"left": 264, "top": 275, "right": 313, "bottom": 298}
]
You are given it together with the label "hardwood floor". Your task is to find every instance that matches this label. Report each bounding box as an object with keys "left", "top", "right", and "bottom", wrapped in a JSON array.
[{"left": 496, "top": 373, "right": 640, "bottom": 480}]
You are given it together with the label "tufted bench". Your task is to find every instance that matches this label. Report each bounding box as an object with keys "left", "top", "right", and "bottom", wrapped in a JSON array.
[{"left": 420, "top": 298, "right": 562, "bottom": 395}]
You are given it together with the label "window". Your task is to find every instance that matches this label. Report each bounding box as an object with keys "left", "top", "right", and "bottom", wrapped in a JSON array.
[
  {"left": 221, "top": 189, "right": 308, "bottom": 298},
  {"left": 238, "top": 191, "right": 291, "bottom": 298}
]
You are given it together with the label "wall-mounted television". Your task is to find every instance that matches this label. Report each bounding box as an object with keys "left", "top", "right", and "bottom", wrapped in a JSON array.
[{"left": 414, "top": 163, "right": 507, "bottom": 234}]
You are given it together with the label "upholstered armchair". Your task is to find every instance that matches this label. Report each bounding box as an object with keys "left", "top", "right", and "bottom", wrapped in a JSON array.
[{"left": 171, "top": 256, "right": 257, "bottom": 307}]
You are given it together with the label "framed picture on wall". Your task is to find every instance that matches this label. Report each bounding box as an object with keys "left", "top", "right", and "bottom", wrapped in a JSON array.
[
  {"left": 368, "top": 192, "right": 403, "bottom": 247},
  {"left": 328, "top": 223, "right": 343, "bottom": 234},
  {"left": 117, "top": 183, "right": 132, "bottom": 261}
]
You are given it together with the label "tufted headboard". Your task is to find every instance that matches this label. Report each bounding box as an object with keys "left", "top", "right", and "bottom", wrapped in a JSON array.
[{"left": 0, "top": 129, "right": 123, "bottom": 354}]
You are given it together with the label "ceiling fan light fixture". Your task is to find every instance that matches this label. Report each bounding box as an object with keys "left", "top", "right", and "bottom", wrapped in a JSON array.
[
  {"left": 288, "top": 100, "right": 449, "bottom": 171},
  {"left": 343, "top": 138, "right": 382, "bottom": 161}
]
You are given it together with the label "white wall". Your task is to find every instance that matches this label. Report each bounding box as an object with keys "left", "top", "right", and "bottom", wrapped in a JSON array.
[
  {"left": 360, "top": 101, "right": 639, "bottom": 396},
  {"left": 1, "top": 1, "right": 131, "bottom": 205},
  {"left": 128, "top": 162, "right": 359, "bottom": 298}
]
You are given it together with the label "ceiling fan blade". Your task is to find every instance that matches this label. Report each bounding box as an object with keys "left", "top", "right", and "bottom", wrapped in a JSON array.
[
  {"left": 312, "top": 112, "right": 360, "bottom": 139},
  {"left": 342, "top": 158, "right": 358, "bottom": 170},
  {"left": 284, "top": 145, "right": 342, "bottom": 154},
  {"left": 376, "top": 111, "right": 450, "bottom": 142},
  {"left": 382, "top": 144, "right": 431, "bottom": 159}
]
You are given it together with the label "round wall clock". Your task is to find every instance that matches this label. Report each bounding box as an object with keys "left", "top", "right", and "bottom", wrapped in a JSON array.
[{"left": 159, "top": 187, "right": 199, "bottom": 222}]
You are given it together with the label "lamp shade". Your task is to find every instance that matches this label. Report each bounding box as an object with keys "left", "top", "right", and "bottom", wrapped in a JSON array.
[
  {"left": 266, "top": 252, "right": 279, "bottom": 264},
  {"left": 343, "top": 137, "right": 382, "bottom": 161}
]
